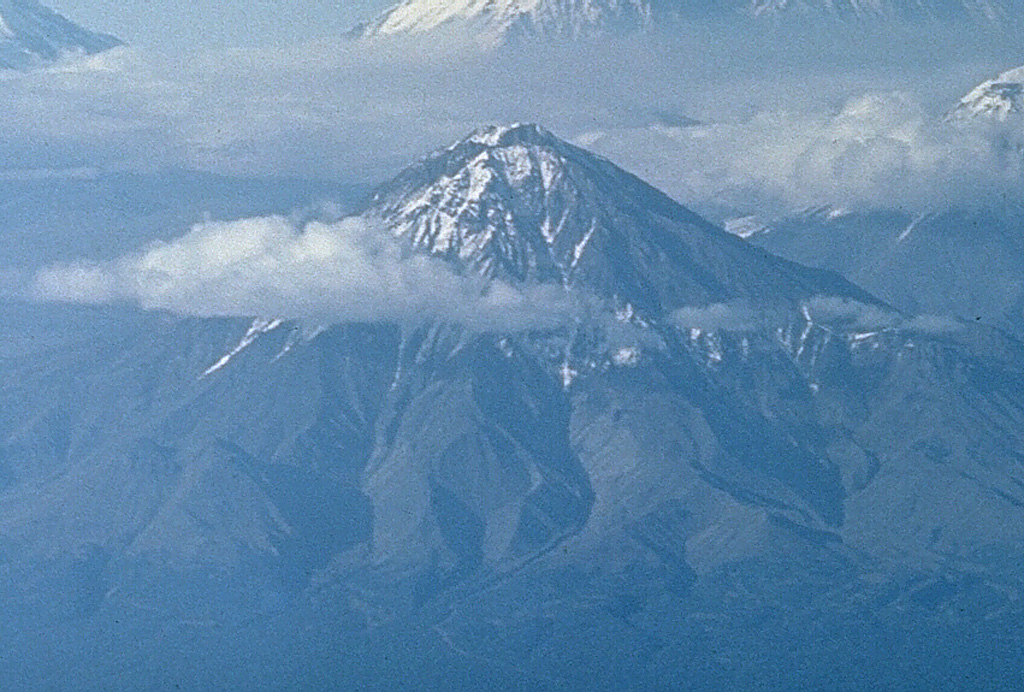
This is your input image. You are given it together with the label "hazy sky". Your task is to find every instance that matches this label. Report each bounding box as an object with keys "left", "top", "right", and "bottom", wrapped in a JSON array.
[
  {"left": 9, "top": 0, "right": 1024, "bottom": 324},
  {"left": 48, "top": 1, "right": 392, "bottom": 49},
  {"left": 6, "top": 0, "right": 1018, "bottom": 230}
]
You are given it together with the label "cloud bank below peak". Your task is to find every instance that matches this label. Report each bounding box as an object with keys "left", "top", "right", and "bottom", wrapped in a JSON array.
[{"left": 30, "top": 215, "right": 578, "bottom": 332}]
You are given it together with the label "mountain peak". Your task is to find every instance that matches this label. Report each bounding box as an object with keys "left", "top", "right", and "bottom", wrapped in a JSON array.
[
  {"left": 361, "top": 123, "right": 874, "bottom": 315},
  {"left": 950, "top": 64, "right": 1024, "bottom": 122},
  {"left": 0, "top": 0, "right": 121, "bottom": 70},
  {"left": 465, "top": 123, "right": 560, "bottom": 148},
  {"left": 356, "top": 0, "right": 652, "bottom": 45},
  {"left": 353, "top": 1, "right": 1024, "bottom": 46}
]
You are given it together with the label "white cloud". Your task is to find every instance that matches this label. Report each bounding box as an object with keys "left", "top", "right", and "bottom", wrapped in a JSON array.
[
  {"left": 579, "top": 92, "right": 1024, "bottom": 217},
  {"left": 671, "top": 300, "right": 765, "bottom": 332},
  {"left": 902, "top": 314, "right": 965, "bottom": 334},
  {"left": 801, "top": 297, "right": 970, "bottom": 334},
  {"left": 30, "top": 216, "right": 577, "bottom": 332},
  {"left": 669, "top": 297, "right": 966, "bottom": 336},
  {"left": 1, "top": 26, "right": 1023, "bottom": 217},
  {"left": 803, "top": 296, "right": 901, "bottom": 329},
  {"left": 32, "top": 263, "right": 119, "bottom": 303}
]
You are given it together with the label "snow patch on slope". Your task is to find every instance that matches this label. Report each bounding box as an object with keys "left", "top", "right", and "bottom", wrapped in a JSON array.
[{"left": 201, "top": 319, "right": 283, "bottom": 378}]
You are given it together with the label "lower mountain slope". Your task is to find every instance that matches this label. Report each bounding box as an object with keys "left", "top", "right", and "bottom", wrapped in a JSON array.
[{"left": 748, "top": 206, "right": 1024, "bottom": 338}]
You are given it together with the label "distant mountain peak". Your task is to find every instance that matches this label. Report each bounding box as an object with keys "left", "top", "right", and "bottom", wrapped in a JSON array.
[
  {"left": 949, "top": 64, "right": 1024, "bottom": 122},
  {"left": 0, "top": 0, "right": 121, "bottom": 70},
  {"left": 353, "top": 0, "right": 1024, "bottom": 47},
  {"left": 355, "top": 0, "right": 652, "bottom": 44}
]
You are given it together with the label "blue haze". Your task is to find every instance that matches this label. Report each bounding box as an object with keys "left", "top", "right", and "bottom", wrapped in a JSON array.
[
  {"left": 47, "top": 0, "right": 390, "bottom": 49},
  {"left": 1, "top": 3, "right": 1024, "bottom": 691}
]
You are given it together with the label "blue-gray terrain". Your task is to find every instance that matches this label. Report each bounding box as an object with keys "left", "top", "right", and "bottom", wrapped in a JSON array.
[
  {"left": 2, "top": 125, "right": 1024, "bottom": 690},
  {"left": 743, "top": 67, "right": 1024, "bottom": 341}
]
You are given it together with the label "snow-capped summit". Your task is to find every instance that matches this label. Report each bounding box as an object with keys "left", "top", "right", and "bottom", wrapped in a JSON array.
[
  {"left": 0, "top": 0, "right": 121, "bottom": 70},
  {"left": 352, "top": 0, "right": 1024, "bottom": 46},
  {"left": 360, "top": 123, "right": 871, "bottom": 314},
  {"left": 949, "top": 64, "right": 1024, "bottom": 122},
  {"left": 355, "top": 0, "right": 651, "bottom": 45}
]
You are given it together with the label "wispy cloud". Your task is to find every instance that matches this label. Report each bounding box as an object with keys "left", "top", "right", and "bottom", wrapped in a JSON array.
[
  {"left": 1, "top": 23, "right": 1022, "bottom": 216},
  {"left": 802, "top": 296, "right": 901, "bottom": 329},
  {"left": 30, "top": 215, "right": 577, "bottom": 331},
  {"left": 670, "top": 297, "right": 965, "bottom": 334},
  {"left": 672, "top": 300, "right": 765, "bottom": 331},
  {"left": 580, "top": 92, "right": 1024, "bottom": 218}
]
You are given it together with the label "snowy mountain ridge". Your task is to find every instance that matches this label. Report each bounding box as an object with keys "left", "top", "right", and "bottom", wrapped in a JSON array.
[
  {"left": 949, "top": 64, "right": 1024, "bottom": 121},
  {"left": 0, "top": 0, "right": 121, "bottom": 70},
  {"left": 355, "top": 0, "right": 1024, "bottom": 43},
  {"left": 360, "top": 123, "right": 871, "bottom": 315},
  {"left": 355, "top": 0, "right": 652, "bottom": 43}
]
